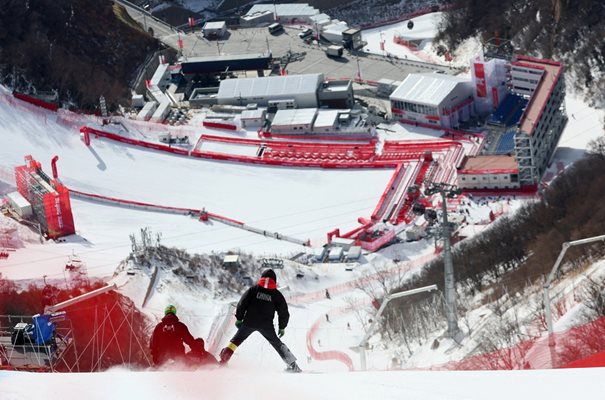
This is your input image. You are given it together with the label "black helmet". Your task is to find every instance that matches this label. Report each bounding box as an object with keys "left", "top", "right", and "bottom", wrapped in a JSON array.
[{"left": 261, "top": 269, "right": 276, "bottom": 281}]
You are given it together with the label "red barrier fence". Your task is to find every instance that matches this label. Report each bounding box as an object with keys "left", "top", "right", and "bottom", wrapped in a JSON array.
[
  {"left": 306, "top": 312, "right": 355, "bottom": 371},
  {"left": 203, "top": 120, "right": 238, "bottom": 130},
  {"left": 12, "top": 91, "right": 58, "bottom": 112},
  {"left": 80, "top": 126, "right": 189, "bottom": 156}
]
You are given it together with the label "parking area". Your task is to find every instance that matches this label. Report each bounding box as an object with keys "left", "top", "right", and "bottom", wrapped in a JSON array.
[{"left": 181, "top": 26, "right": 453, "bottom": 83}]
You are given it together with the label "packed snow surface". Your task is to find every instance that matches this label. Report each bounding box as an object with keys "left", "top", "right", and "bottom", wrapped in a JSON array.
[{"left": 1, "top": 367, "right": 604, "bottom": 400}]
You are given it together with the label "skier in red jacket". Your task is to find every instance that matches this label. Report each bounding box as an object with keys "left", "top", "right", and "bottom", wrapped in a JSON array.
[
  {"left": 150, "top": 305, "right": 196, "bottom": 366},
  {"left": 219, "top": 269, "right": 301, "bottom": 372}
]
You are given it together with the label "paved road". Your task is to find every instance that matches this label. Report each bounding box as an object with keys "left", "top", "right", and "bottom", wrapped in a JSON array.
[{"left": 118, "top": 1, "right": 457, "bottom": 83}]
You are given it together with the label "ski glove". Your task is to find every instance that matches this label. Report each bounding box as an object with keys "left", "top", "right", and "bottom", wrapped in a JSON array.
[
  {"left": 235, "top": 320, "right": 243, "bottom": 329},
  {"left": 278, "top": 329, "right": 285, "bottom": 338}
]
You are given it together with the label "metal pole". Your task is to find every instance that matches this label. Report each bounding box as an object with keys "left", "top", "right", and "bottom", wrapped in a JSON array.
[
  {"left": 542, "top": 233, "right": 605, "bottom": 367},
  {"left": 358, "top": 284, "right": 437, "bottom": 370},
  {"left": 440, "top": 189, "right": 459, "bottom": 337}
]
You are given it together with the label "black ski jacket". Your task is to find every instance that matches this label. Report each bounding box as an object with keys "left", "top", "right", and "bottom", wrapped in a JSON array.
[{"left": 235, "top": 285, "right": 289, "bottom": 330}]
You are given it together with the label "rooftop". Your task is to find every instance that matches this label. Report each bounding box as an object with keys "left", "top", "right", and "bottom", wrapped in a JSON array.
[
  {"left": 310, "top": 13, "right": 331, "bottom": 23},
  {"left": 313, "top": 110, "right": 339, "bottom": 128},
  {"left": 272, "top": 108, "right": 318, "bottom": 126},
  {"left": 514, "top": 55, "right": 564, "bottom": 136},
  {"left": 246, "top": 3, "right": 319, "bottom": 18},
  {"left": 241, "top": 109, "right": 266, "bottom": 119},
  {"left": 183, "top": 53, "right": 270, "bottom": 64},
  {"left": 321, "top": 80, "right": 351, "bottom": 92},
  {"left": 203, "top": 21, "right": 226, "bottom": 30},
  {"left": 218, "top": 74, "right": 323, "bottom": 100},
  {"left": 323, "top": 21, "right": 349, "bottom": 34},
  {"left": 390, "top": 73, "right": 469, "bottom": 107},
  {"left": 149, "top": 63, "right": 169, "bottom": 86},
  {"left": 459, "top": 155, "right": 518, "bottom": 174}
]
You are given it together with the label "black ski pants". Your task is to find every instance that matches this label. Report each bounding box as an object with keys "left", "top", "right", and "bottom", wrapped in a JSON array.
[{"left": 228, "top": 324, "right": 296, "bottom": 365}]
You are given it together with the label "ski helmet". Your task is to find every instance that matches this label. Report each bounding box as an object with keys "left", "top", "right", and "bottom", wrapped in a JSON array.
[
  {"left": 164, "top": 305, "right": 177, "bottom": 316},
  {"left": 261, "top": 269, "right": 277, "bottom": 281}
]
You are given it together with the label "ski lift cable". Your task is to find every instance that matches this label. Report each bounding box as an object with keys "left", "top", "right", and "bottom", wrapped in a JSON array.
[{"left": 3, "top": 197, "right": 381, "bottom": 269}]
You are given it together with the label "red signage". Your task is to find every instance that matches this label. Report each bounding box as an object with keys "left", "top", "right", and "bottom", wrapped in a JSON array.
[
  {"left": 474, "top": 63, "right": 486, "bottom": 98},
  {"left": 492, "top": 86, "right": 499, "bottom": 108}
]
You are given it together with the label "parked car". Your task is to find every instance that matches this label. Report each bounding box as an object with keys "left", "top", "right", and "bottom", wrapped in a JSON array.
[{"left": 298, "top": 28, "right": 313, "bottom": 38}]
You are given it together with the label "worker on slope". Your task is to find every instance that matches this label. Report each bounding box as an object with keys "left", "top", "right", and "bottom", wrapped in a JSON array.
[
  {"left": 186, "top": 337, "right": 219, "bottom": 368},
  {"left": 219, "top": 269, "right": 301, "bottom": 372},
  {"left": 150, "top": 305, "right": 196, "bottom": 366}
]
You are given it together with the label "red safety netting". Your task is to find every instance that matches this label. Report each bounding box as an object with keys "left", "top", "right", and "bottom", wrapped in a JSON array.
[{"left": 432, "top": 316, "right": 605, "bottom": 370}]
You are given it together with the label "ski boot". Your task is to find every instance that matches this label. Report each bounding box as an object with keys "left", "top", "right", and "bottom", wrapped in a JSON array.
[
  {"left": 285, "top": 361, "right": 302, "bottom": 373},
  {"left": 219, "top": 347, "right": 234, "bottom": 367}
]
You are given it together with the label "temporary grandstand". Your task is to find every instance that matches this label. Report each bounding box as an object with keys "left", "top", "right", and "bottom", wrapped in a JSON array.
[{"left": 487, "top": 94, "right": 528, "bottom": 128}]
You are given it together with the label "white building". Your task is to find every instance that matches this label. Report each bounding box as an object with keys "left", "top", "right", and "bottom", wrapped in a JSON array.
[
  {"left": 240, "top": 11, "right": 274, "bottom": 26},
  {"left": 202, "top": 21, "right": 227, "bottom": 39},
  {"left": 509, "top": 55, "right": 566, "bottom": 186},
  {"left": 321, "top": 20, "right": 350, "bottom": 44},
  {"left": 136, "top": 101, "right": 158, "bottom": 121},
  {"left": 310, "top": 13, "right": 331, "bottom": 28},
  {"left": 390, "top": 73, "right": 474, "bottom": 129},
  {"left": 271, "top": 108, "right": 317, "bottom": 133},
  {"left": 245, "top": 3, "right": 320, "bottom": 24},
  {"left": 313, "top": 110, "right": 339, "bottom": 132},
  {"left": 6, "top": 191, "right": 32, "bottom": 218},
  {"left": 470, "top": 56, "right": 508, "bottom": 114},
  {"left": 217, "top": 74, "right": 323, "bottom": 108},
  {"left": 147, "top": 63, "right": 173, "bottom": 105},
  {"left": 150, "top": 101, "right": 171, "bottom": 124},
  {"left": 457, "top": 155, "right": 520, "bottom": 190},
  {"left": 240, "top": 109, "right": 266, "bottom": 128}
]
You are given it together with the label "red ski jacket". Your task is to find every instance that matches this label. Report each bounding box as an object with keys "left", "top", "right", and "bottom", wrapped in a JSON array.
[{"left": 149, "top": 314, "right": 195, "bottom": 365}]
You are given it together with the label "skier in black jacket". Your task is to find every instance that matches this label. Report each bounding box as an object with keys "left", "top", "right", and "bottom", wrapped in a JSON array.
[{"left": 219, "top": 269, "right": 301, "bottom": 372}]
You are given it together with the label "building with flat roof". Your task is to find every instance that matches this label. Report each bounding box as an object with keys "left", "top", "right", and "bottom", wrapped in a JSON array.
[
  {"left": 390, "top": 73, "right": 474, "bottom": 129},
  {"left": 240, "top": 10, "right": 274, "bottom": 26},
  {"left": 269, "top": 108, "right": 373, "bottom": 138},
  {"left": 321, "top": 21, "right": 350, "bottom": 44},
  {"left": 271, "top": 108, "right": 317, "bottom": 133},
  {"left": 458, "top": 155, "right": 520, "bottom": 190},
  {"left": 202, "top": 21, "right": 227, "bottom": 39},
  {"left": 245, "top": 3, "right": 319, "bottom": 24},
  {"left": 180, "top": 53, "right": 272, "bottom": 75},
  {"left": 318, "top": 79, "right": 354, "bottom": 109},
  {"left": 217, "top": 74, "right": 323, "bottom": 108},
  {"left": 511, "top": 55, "right": 566, "bottom": 186}
]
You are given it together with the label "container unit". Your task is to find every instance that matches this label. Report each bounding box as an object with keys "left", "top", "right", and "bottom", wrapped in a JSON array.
[
  {"left": 136, "top": 101, "right": 158, "bottom": 121},
  {"left": 6, "top": 191, "right": 32, "bottom": 218},
  {"left": 325, "top": 45, "right": 344, "bottom": 58}
]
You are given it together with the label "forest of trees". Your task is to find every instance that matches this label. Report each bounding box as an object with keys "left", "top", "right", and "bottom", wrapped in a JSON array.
[
  {"left": 382, "top": 138, "right": 605, "bottom": 357},
  {"left": 0, "top": 0, "right": 163, "bottom": 109},
  {"left": 436, "top": 0, "right": 605, "bottom": 107}
]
